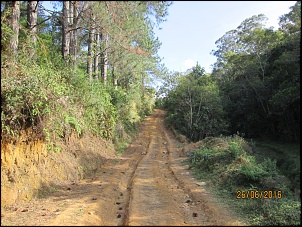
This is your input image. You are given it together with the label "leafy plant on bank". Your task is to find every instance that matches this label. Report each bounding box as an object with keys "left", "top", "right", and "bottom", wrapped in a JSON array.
[{"left": 187, "top": 135, "right": 300, "bottom": 226}]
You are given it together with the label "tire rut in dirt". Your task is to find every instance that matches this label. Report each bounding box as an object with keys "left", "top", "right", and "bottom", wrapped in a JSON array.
[
  {"left": 122, "top": 111, "right": 200, "bottom": 225},
  {"left": 125, "top": 128, "right": 183, "bottom": 224},
  {"left": 0, "top": 109, "right": 243, "bottom": 226}
]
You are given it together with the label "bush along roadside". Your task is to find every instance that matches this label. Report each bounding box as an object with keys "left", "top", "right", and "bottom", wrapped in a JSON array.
[
  {"left": 187, "top": 135, "right": 301, "bottom": 226},
  {"left": 1, "top": 56, "right": 153, "bottom": 153}
]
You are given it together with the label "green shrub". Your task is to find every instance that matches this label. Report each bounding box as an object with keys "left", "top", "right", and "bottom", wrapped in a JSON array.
[
  {"left": 188, "top": 135, "right": 300, "bottom": 226},
  {"left": 1, "top": 55, "right": 117, "bottom": 150},
  {"left": 252, "top": 200, "right": 301, "bottom": 226}
]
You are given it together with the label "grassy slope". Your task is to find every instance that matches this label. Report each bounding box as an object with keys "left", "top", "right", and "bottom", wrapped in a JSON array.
[{"left": 186, "top": 136, "right": 300, "bottom": 226}]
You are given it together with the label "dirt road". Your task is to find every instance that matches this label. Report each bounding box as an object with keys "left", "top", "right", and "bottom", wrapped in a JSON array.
[{"left": 1, "top": 109, "right": 244, "bottom": 226}]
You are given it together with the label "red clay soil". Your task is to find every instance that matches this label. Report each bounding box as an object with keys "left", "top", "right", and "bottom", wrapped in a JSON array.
[{"left": 1, "top": 109, "right": 245, "bottom": 226}]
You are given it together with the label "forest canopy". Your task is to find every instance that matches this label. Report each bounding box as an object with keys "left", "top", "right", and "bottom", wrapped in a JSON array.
[
  {"left": 1, "top": 1, "right": 172, "bottom": 148},
  {"left": 1, "top": 1, "right": 300, "bottom": 146},
  {"left": 158, "top": 1, "right": 300, "bottom": 143}
]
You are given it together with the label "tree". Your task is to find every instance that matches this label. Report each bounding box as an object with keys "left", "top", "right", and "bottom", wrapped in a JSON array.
[
  {"left": 267, "top": 1, "right": 300, "bottom": 141},
  {"left": 8, "top": 1, "right": 21, "bottom": 58},
  {"left": 211, "top": 2, "right": 300, "bottom": 141},
  {"left": 1, "top": 0, "right": 172, "bottom": 144},
  {"left": 164, "top": 64, "right": 227, "bottom": 141},
  {"left": 62, "top": 1, "right": 70, "bottom": 62},
  {"left": 27, "top": 1, "right": 38, "bottom": 58}
]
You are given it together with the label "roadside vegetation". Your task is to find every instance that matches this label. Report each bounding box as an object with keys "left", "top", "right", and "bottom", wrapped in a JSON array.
[
  {"left": 157, "top": 2, "right": 300, "bottom": 226},
  {"left": 186, "top": 135, "right": 300, "bottom": 226},
  {"left": 1, "top": 1, "right": 300, "bottom": 225},
  {"left": 1, "top": 1, "right": 171, "bottom": 151},
  {"left": 157, "top": 2, "right": 300, "bottom": 144},
  {"left": 1, "top": 1, "right": 171, "bottom": 207}
]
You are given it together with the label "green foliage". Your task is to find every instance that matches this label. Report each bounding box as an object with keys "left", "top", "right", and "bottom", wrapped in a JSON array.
[
  {"left": 1, "top": 49, "right": 112, "bottom": 151},
  {"left": 211, "top": 2, "right": 300, "bottom": 142},
  {"left": 1, "top": 47, "right": 152, "bottom": 152},
  {"left": 253, "top": 139, "right": 300, "bottom": 192},
  {"left": 141, "top": 87, "right": 156, "bottom": 116},
  {"left": 64, "top": 115, "right": 82, "bottom": 137},
  {"left": 188, "top": 135, "right": 300, "bottom": 226},
  {"left": 238, "top": 160, "right": 267, "bottom": 182},
  {"left": 70, "top": 72, "right": 116, "bottom": 139},
  {"left": 188, "top": 135, "right": 289, "bottom": 188},
  {"left": 163, "top": 64, "right": 228, "bottom": 142},
  {"left": 1, "top": 0, "right": 170, "bottom": 153},
  {"left": 253, "top": 200, "right": 301, "bottom": 226},
  {"left": 1, "top": 64, "right": 50, "bottom": 137},
  {"left": 1, "top": 16, "right": 14, "bottom": 56}
]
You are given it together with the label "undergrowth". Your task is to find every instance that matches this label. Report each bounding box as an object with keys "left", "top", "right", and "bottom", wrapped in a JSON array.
[
  {"left": 187, "top": 135, "right": 301, "bottom": 226},
  {"left": 1, "top": 35, "right": 154, "bottom": 153}
]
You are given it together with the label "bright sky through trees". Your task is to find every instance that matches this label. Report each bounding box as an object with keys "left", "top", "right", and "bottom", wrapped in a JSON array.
[{"left": 154, "top": 1, "right": 297, "bottom": 73}]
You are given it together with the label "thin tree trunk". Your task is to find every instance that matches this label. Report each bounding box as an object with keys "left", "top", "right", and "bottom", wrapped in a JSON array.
[
  {"left": 87, "top": 31, "right": 93, "bottom": 83},
  {"left": 62, "top": 1, "right": 70, "bottom": 62},
  {"left": 112, "top": 67, "right": 118, "bottom": 89},
  {"left": 87, "top": 7, "right": 95, "bottom": 83},
  {"left": 9, "top": 1, "right": 20, "bottom": 58},
  {"left": 72, "top": 1, "right": 79, "bottom": 72},
  {"left": 141, "top": 73, "right": 145, "bottom": 96},
  {"left": 94, "top": 32, "right": 100, "bottom": 80},
  {"left": 103, "top": 50, "right": 108, "bottom": 84},
  {"left": 69, "top": 1, "right": 74, "bottom": 57},
  {"left": 103, "top": 33, "right": 109, "bottom": 85},
  {"left": 27, "top": 1, "right": 38, "bottom": 59},
  {"left": 69, "top": 1, "right": 77, "bottom": 69}
]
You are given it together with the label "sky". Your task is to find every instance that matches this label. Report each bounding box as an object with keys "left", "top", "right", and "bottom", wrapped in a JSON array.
[{"left": 153, "top": 1, "right": 297, "bottom": 73}]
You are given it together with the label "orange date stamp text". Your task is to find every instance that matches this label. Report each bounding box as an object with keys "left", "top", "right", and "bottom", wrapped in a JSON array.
[{"left": 236, "top": 190, "right": 282, "bottom": 199}]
